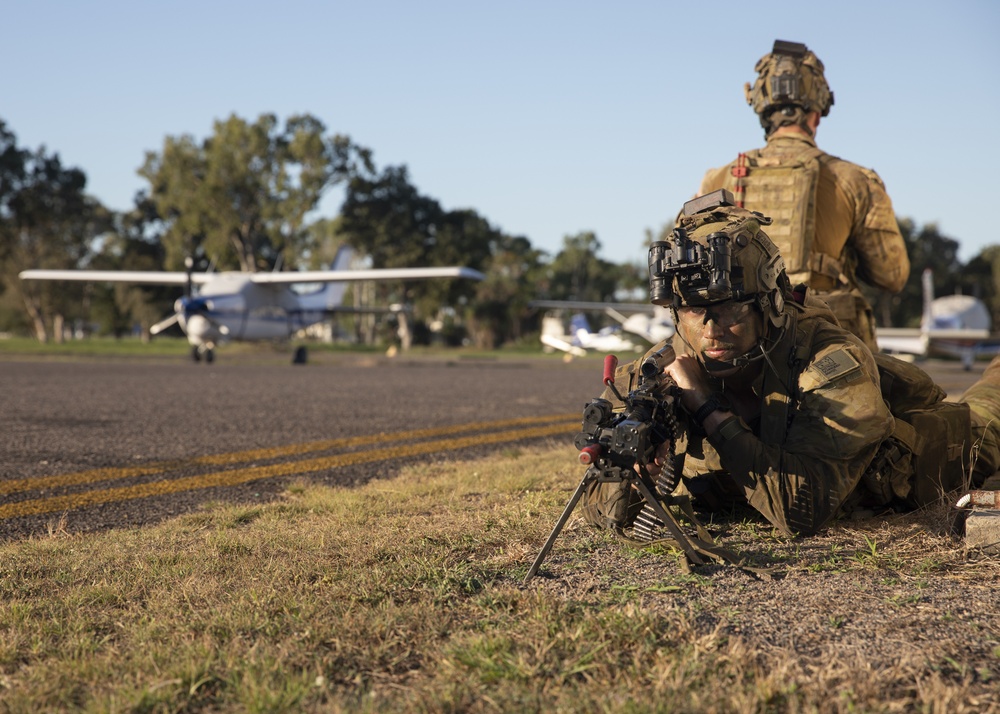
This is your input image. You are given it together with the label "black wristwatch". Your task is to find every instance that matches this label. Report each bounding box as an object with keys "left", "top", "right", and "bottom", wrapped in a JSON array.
[{"left": 692, "top": 393, "right": 730, "bottom": 428}]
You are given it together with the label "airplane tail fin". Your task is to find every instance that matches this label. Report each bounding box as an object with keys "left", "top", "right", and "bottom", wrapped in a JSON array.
[
  {"left": 296, "top": 244, "right": 355, "bottom": 309},
  {"left": 570, "top": 313, "right": 591, "bottom": 337},
  {"left": 330, "top": 244, "right": 355, "bottom": 272},
  {"left": 921, "top": 267, "right": 934, "bottom": 333}
]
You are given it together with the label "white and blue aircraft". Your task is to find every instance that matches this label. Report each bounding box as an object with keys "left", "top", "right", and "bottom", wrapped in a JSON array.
[
  {"left": 877, "top": 268, "right": 998, "bottom": 370},
  {"left": 531, "top": 300, "right": 674, "bottom": 358},
  {"left": 19, "top": 246, "right": 484, "bottom": 363}
]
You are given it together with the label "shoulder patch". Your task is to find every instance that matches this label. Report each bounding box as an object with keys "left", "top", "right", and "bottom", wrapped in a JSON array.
[{"left": 803, "top": 348, "right": 861, "bottom": 390}]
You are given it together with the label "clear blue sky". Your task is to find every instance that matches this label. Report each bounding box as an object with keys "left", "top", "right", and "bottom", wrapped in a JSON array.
[{"left": 5, "top": 0, "right": 999, "bottom": 266}]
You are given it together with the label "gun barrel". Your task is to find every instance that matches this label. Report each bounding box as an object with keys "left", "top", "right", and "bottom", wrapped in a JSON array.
[{"left": 640, "top": 344, "right": 675, "bottom": 379}]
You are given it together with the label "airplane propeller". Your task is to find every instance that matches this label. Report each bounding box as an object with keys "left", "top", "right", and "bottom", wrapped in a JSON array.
[
  {"left": 149, "top": 312, "right": 180, "bottom": 336},
  {"left": 149, "top": 255, "right": 201, "bottom": 337}
]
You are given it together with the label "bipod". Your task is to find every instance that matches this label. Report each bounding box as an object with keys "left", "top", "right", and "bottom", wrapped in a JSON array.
[{"left": 524, "top": 462, "right": 707, "bottom": 582}]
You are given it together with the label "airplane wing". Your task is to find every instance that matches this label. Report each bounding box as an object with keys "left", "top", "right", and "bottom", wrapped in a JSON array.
[
  {"left": 18, "top": 270, "right": 209, "bottom": 285},
  {"left": 250, "top": 267, "right": 485, "bottom": 284},
  {"left": 877, "top": 327, "right": 990, "bottom": 355},
  {"left": 529, "top": 300, "right": 657, "bottom": 314},
  {"left": 19, "top": 266, "right": 485, "bottom": 286},
  {"left": 540, "top": 333, "right": 587, "bottom": 357},
  {"left": 531, "top": 300, "right": 673, "bottom": 346},
  {"left": 875, "top": 328, "right": 927, "bottom": 355}
]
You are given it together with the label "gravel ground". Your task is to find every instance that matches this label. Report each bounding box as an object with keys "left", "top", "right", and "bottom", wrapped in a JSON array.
[{"left": 529, "top": 500, "right": 1000, "bottom": 709}]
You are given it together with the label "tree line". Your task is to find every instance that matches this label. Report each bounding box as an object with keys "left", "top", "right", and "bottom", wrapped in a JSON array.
[{"left": 0, "top": 113, "right": 994, "bottom": 348}]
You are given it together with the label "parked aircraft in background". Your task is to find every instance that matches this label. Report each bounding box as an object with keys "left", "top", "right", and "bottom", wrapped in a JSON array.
[
  {"left": 876, "top": 268, "right": 998, "bottom": 370},
  {"left": 531, "top": 300, "right": 674, "bottom": 358},
  {"left": 19, "top": 247, "right": 484, "bottom": 364}
]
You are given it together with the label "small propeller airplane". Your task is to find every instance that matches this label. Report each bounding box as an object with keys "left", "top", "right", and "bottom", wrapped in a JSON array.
[
  {"left": 531, "top": 300, "right": 675, "bottom": 358},
  {"left": 876, "top": 268, "right": 999, "bottom": 370},
  {"left": 19, "top": 246, "right": 485, "bottom": 363}
]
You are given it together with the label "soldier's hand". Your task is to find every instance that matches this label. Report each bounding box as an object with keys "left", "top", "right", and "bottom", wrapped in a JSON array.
[{"left": 665, "top": 354, "right": 711, "bottom": 413}]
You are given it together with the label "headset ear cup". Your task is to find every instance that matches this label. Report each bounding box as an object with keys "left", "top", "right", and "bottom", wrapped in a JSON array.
[{"left": 773, "top": 290, "right": 785, "bottom": 317}]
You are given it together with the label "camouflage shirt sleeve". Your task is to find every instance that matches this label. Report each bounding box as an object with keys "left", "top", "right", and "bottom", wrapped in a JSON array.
[
  {"left": 712, "top": 326, "right": 893, "bottom": 535},
  {"left": 829, "top": 161, "right": 910, "bottom": 293}
]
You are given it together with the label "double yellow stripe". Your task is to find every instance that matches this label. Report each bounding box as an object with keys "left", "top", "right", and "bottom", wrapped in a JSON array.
[{"left": 1, "top": 414, "right": 578, "bottom": 520}]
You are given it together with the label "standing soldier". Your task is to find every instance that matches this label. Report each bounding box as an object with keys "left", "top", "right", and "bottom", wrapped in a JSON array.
[{"left": 695, "top": 40, "right": 909, "bottom": 350}]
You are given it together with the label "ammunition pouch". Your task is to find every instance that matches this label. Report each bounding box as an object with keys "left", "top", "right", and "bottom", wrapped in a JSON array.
[{"left": 813, "top": 288, "right": 876, "bottom": 348}]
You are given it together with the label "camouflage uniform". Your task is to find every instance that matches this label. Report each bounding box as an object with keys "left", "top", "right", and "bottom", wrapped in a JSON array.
[
  {"left": 582, "top": 194, "right": 993, "bottom": 538},
  {"left": 698, "top": 133, "right": 909, "bottom": 350},
  {"left": 587, "top": 303, "right": 1000, "bottom": 537},
  {"left": 692, "top": 39, "right": 909, "bottom": 350}
]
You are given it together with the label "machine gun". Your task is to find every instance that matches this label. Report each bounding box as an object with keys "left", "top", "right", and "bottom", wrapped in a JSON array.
[{"left": 525, "top": 348, "right": 723, "bottom": 581}]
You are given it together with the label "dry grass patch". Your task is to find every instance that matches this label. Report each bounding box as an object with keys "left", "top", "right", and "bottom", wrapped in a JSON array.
[{"left": 1, "top": 443, "right": 998, "bottom": 712}]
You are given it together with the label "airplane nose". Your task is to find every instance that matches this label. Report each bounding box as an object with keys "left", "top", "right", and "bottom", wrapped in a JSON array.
[{"left": 184, "top": 315, "right": 212, "bottom": 340}]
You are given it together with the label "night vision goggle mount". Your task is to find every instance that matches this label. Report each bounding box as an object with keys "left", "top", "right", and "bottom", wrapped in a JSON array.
[
  {"left": 648, "top": 230, "right": 735, "bottom": 308},
  {"left": 769, "top": 40, "right": 808, "bottom": 114},
  {"left": 648, "top": 191, "right": 743, "bottom": 308}
]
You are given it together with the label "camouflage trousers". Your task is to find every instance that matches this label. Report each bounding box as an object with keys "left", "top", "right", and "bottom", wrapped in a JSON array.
[{"left": 959, "top": 355, "right": 1000, "bottom": 488}]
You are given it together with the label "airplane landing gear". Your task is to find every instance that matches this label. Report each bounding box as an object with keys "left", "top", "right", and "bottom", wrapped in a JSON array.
[{"left": 191, "top": 345, "right": 215, "bottom": 364}]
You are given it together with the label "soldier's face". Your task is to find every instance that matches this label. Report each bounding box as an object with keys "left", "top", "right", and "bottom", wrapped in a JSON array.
[{"left": 676, "top": 299, "right": 764, "bottom": 375}]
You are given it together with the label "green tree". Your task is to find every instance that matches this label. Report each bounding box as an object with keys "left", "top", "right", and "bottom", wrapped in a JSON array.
[
  {"left": 87, "top": 195, "right": 178, "bottom": 339},
  {"left": 544, "top": 231, "right": 622, "bottom": 304},
  {"left": 0, "top": 120, "right": 27, "bottom": 253},
  {"left": 865, "top": 218, "right": 963, "bottom": 328},
  {"left": 339, "top": 165, "right": 489, "bottom": 329},
  {"left": 470, "top": 234, "right": 546, "bottom": 348},
  {"left": 0, "top": 130, "right": 111, "bottom": 342},
  {"left": 962, "top": 245, "right": 1000, "bottom": 329},
  {"left": 138, "top": 113, "right": 370, "bottom": 273}
]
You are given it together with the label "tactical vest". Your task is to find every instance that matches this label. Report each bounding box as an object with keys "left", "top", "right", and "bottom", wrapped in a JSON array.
[
  {"left": 722, "top": 145, "right": 880, "bottom": 348},
  {"left": 723, "top": 146, "right": 835, "bottom": 283}
]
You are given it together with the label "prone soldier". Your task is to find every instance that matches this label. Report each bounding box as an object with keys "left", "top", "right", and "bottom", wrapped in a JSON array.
[
  {"left": 583, "top": 190, "right": 999, "bottom": 538},
  {"left": 693, "top": 40, "right": 909, "bottom": 350}
]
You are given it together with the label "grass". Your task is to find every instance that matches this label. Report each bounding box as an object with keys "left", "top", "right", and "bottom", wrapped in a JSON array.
[
  {"left": 0, "top": 335, "right": 591, "bottom": 363},
  {"left": 1, "top": 446, "right": 999, "bottom": 712}
]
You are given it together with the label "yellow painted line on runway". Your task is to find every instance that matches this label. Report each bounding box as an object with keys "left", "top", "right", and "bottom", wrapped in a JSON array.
[
  {"left": 1, "top": 413, "right": 579, "bottom": 496},
  {"left": 0, "top": 421, "right": 577, "bottom": 520}
]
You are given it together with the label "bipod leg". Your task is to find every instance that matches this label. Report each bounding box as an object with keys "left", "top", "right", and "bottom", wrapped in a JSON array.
[
  {"left": 631, "top": 477, "right": 706, "bottom": 567},
  {"left": 524, "top": 471, "right": 595, "bottom": 582}
]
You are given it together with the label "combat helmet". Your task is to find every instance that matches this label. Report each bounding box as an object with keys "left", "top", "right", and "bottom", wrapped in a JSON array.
[
  {"left": 648, "top": 189, "right": 790, "bottom": 331},
  {"left": 745, "top": 40, "right": 834, "bottom": 136}
]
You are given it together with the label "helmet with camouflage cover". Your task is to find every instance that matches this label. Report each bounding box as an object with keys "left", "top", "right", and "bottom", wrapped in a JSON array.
[
  {"left": 648, "top": 189, "right": 790, "bottom": 330},
  {"left": 744, "top": 40, "right": 834, "bottom": 136}
]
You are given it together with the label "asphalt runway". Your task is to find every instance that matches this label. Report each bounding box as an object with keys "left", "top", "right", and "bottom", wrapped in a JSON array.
[
  {"left": 0, "top": 353, "right": 609, "bottom": 540},
  {"left": 0, "top": 352, "right": 988, "bottom": 541}
]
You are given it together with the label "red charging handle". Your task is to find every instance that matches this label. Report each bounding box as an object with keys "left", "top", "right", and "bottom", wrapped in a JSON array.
[{"left": 603, "top": 354, "right": 618, "bottom": 386}]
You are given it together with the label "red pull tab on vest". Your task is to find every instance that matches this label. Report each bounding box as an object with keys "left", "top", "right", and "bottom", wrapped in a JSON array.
[
  {"left": 731, "top": 152, "right": 748, "bottom": 178},
  {"left": 603, "top": 355, "right": 619, "bottom": 387}
]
